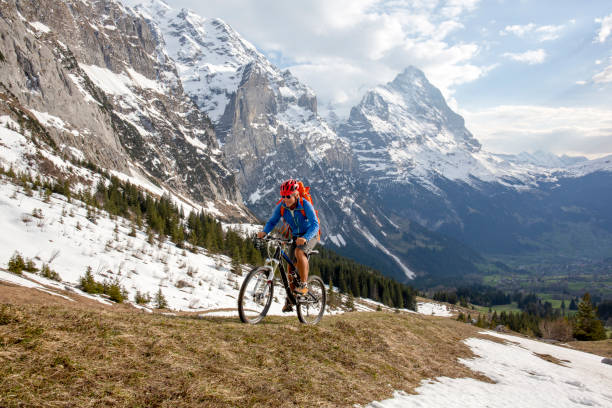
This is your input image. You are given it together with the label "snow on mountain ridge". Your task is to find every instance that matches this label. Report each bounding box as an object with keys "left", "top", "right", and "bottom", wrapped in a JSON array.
[
  {"left": 131, "top": 0, "right": 296, "bottom": 122},
  {"left": 339, "top": 66, "right": 607, "bottom": 191},
  {"left": 127, "top": 0, "right": 348, "bottom": 167}
]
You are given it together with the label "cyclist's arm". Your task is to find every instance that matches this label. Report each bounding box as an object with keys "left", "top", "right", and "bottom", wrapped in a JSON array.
[
  {"left": 302, "top": 200, "right": 319, "bottom": 241},
  {"left": 262, "top": 203, "right": 283, "bottom": 235}
]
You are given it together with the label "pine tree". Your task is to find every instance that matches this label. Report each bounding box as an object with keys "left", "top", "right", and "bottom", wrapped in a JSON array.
[
  {"left": 154, "top": 288, "right": 168, "bottom": 309},
  {"left": 8, "top": 252, "right": 26, "bottom": 275},
  {"left": 345, "top": 293, "right": 355, "bottom": 311},
  {"left": 79, "top": 266, "right": 103, "bottom": 294},
  {"left": 231, "top": 253, "right": 242, "bottom": 276},
  {"left": 561, "top": 299, "right": 566, "bottom": 316},
  {"left": 134, "top": 291, "right": 151, "bottom": 305},
  {"left": 327, "top": 277, "right": 336, "bottom": 309},
  {"left": 569, "top": 298, "right": 578, "bottom": 310},
  {"left": 574, "top": 293, "right": 606, "bottom": 341}
]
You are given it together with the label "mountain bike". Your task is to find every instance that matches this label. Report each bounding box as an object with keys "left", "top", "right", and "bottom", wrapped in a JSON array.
[{"left": 238, "top": 237, "right": 326, "bottom": 325}]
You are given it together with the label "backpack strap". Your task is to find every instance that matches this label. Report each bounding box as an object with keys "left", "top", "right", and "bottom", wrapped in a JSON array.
[
  {"left": 298, "top": 196, "right": 306, "bottom": 218},
  {"left": 277, "top": 198, "right": 284, "bottom": 217}
]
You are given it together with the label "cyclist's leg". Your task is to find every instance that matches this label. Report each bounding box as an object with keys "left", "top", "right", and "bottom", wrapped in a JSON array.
[
  {"left": 287, "top": 242, "right": 297, "bottom": 291},
  {"left": 294, "top": 237, "right": 318, "bottom": 291}
]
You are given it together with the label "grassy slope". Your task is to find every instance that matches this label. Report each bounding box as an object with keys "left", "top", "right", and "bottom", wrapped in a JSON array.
[{"left": 0, "top": 282, "right": 490, "bottom": 408}]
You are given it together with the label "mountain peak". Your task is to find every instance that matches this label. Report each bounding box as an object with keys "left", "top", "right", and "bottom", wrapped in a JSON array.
[{"left": 389, "top": 66, "right": 427, "bottom": 89}]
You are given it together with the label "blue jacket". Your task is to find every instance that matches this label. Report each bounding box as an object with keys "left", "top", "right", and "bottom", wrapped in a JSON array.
[{"left": 263, "top": 199, "right": 319, "bottom": 241}]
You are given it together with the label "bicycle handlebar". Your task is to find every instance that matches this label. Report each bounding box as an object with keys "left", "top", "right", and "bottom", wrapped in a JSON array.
[{"left": 256, "top": 236, "right": 294, "bottom": 245}]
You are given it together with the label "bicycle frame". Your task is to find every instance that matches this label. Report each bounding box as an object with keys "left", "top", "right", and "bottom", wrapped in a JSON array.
[{"left": 261, "top": 239, "right": 299, "bottom": 306}]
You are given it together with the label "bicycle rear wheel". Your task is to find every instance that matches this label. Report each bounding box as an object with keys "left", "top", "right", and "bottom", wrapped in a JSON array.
[
  {"left": 238, "top": 267, "right": 274, "bottom": 324},
  {"left": 296, "top": 275, "right": 326, "bottom": 325}
]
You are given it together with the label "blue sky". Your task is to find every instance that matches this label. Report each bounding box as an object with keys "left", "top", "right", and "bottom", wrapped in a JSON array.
[
  {"left": 159, "top": 0, "right": 612, "bottom": 158},
  {"left": 452, "top": 1, "right": 611, "bottom": 109}
]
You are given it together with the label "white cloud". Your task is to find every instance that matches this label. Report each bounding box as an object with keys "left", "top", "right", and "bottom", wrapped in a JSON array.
[
  {"left": 500, "top": 22, "right": 565, "bottom": 42},
  {"left": 592, "top": 57, "right": 612, "bottom": 83},
  {"left": 461, "top": 105, "right": 612, "bottom": 158},
  {"left": 595, "top": 13, "right": 612, "bottom": 43},
  {"left": 502, "top": 49, "right": 547, "bottom": 64},
  {"left": 575, "top": 80, "right": 587, "bottom": 85},
  {"left": 534, "top": 25, "right": 565, "bottom": 41},
  {"left": 501, "top": 23, "right": 536, "bottom": 38},
  {"left": 440, "top": 0, "right": 480, "bottom": 18}
]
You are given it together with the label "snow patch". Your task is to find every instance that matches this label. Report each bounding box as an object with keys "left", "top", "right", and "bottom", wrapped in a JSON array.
[
  {"left": 416, "top": 301, "right": 452, "bottom": 317},
  {"left": 369, "top": 331, "right": 612, "bottom": 407},
  {"left": 355, "top": 224, "right": 415, "bottom": 279},
  {"left": 29, "top": 21, "right": 51, "bottom": 33}
]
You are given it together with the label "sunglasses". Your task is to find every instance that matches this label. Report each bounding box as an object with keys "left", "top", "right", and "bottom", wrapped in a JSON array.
[{"left": 281, "top": 195, "right": 293, "bottom": 199}]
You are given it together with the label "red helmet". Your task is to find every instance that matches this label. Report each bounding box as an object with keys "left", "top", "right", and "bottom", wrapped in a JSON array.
[{"left": 280, "top": 179, "right": 298, "bottom": 196}]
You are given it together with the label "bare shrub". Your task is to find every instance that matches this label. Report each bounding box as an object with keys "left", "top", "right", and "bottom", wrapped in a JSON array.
[
  {"left": 539, "top": 318, "right": 574, "bottom": 342},
  {"left": 48, "top": 250, "right": 60, "bottom": 264},
  {"left": 175, "top": 280, "right": 194, "bottom": 289}
]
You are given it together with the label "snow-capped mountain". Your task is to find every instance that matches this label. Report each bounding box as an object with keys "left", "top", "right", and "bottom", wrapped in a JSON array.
[
  {"left": 507, "top": 151, "right": 588, "bottom": 168},
  {"left": 341, "top": 67, "right": 553, "bottom": 191},
  {"left": 130, "top": 0, "right": 351, "bottom": 188},
  {"left": 338, "top": 67, "right": 612, "bottom": 277},
  {"left": 129, "top": 0, "right": 277, "bottom": 123},
  {"left": 340, "top": 66, "right": 612, "bottom": 189}
]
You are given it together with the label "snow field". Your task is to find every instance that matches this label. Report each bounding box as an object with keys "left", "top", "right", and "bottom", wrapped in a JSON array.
[
  {"left": 0, "top": 176, "right": 273, "bottom": 313},
  {"left": 0, "top": 175, "right": 430, "bottom": 318}
]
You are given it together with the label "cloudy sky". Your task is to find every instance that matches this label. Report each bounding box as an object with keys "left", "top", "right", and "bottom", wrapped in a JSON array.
[{"left": 163, "top": 0, "right": 611, "bottom": 158}]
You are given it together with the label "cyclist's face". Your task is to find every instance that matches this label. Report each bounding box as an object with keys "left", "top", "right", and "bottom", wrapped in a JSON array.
[{"left": 283, "top": 192, "right": 297, "bottom": 206}]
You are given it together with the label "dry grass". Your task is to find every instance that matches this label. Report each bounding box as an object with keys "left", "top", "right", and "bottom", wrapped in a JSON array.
[
  {"left": 0, "top": 283, "right": 491, "bottom": 408},
  {"left": 564, "top": 339, "right": 612, "bottom": 358},
  {"left": 533, "top": 353, "right": 568, "bottom": 366}
]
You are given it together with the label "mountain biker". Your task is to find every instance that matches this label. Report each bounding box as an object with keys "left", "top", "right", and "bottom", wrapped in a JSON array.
[{"left": 257, "top": 179, "right": 319, "bottom": 313}]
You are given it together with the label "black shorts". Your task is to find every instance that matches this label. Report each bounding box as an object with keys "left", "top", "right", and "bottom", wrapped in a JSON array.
[{"left": 288, "top": 236, "right": 319, "bottom": 262}]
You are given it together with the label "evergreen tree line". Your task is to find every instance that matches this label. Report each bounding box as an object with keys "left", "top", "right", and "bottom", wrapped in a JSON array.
[
  {"left": 310, "top": 246, "right": 417, "bottom": 310},
  {"left": 432, "top": 284, "right": 512, "bottom": 307},
  {"left": 0, "top": 164, "right": 262, "bottom": 266},
  {"left": 430, "top": 285, "right": 590, "bottom": 319},
  {"left": 89, "top": 175, "right": 263, "bottom": 266},
  {"left": 457, "top": 309, "right": 543, "bottom": 336},
  {"left": 457, "top": 292, "right": 608, "bottom": 341}
]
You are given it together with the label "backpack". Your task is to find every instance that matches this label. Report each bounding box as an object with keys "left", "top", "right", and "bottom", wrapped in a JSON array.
[{"left": 276, "top": 181, "right": 321, "bottom": 240}]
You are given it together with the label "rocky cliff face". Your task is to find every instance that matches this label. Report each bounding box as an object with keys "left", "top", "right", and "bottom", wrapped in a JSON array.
[{"left": 0, "top": 0, "right": 251, "bottom": 220}]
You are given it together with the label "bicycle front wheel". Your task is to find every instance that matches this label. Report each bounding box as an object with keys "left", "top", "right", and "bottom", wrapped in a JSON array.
[
  {"left": 297, "top": 275, "right": 326, "bottom": 325},
  {"left": 238, "top": 267, "right": 274, "bottom": 324}
]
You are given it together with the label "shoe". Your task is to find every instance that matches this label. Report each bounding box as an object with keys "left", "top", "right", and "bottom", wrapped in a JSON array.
[
  {"left": 293, "top": 282, "right": 308, "bottom": 296},
  {"left": 282, "top": 298, "right": 294, "bottom": 313}
]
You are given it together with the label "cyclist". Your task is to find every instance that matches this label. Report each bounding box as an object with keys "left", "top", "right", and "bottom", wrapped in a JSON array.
[{"left": 257, "top": 179, "right": 319, "bottom": 312}]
